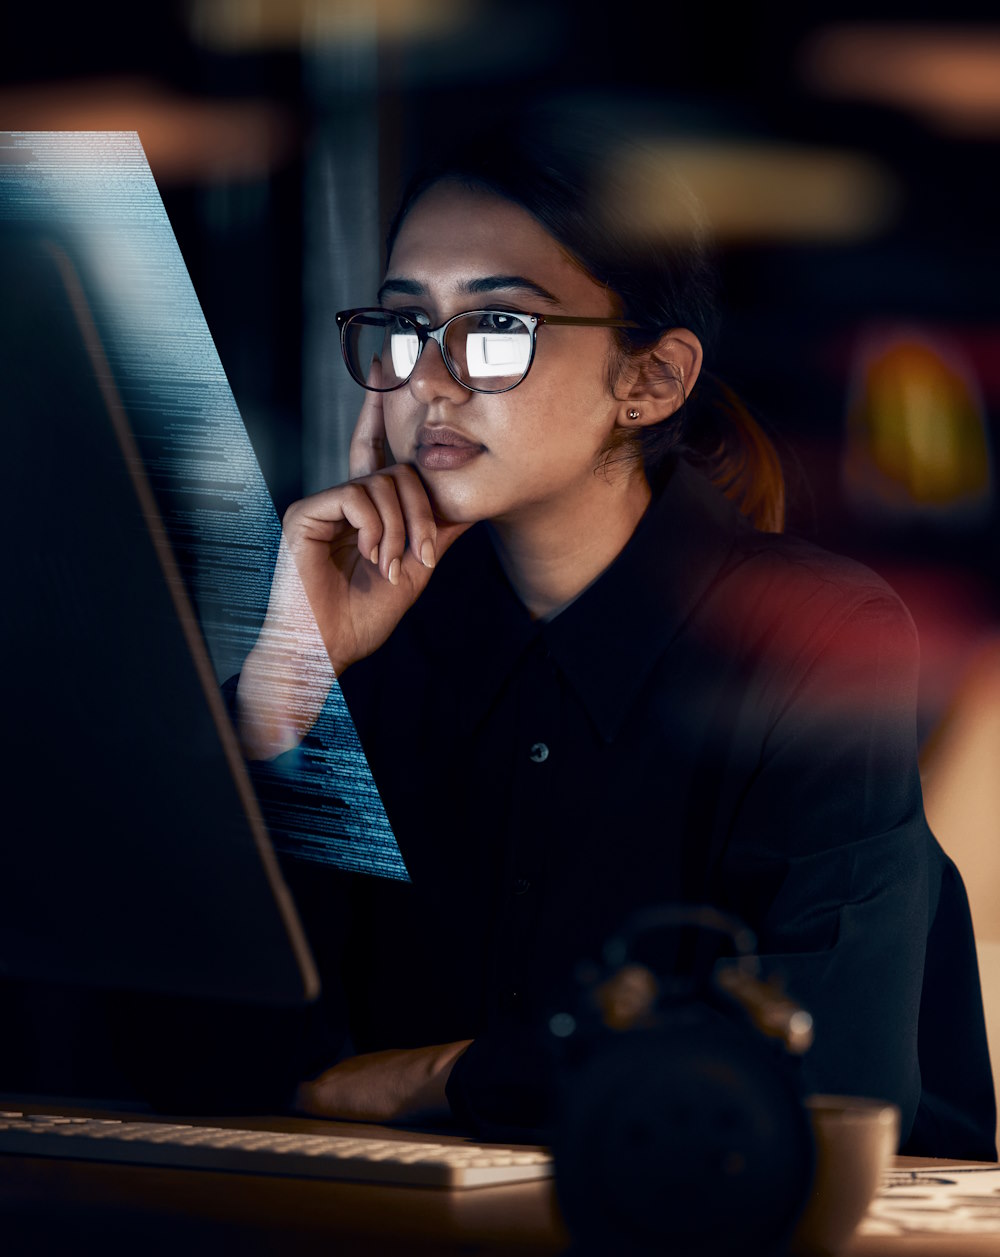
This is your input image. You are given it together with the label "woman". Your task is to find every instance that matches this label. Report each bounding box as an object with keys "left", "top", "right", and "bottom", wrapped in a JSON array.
[{"left": 236, "top": 112, "right": 995, "bottom": 1158}]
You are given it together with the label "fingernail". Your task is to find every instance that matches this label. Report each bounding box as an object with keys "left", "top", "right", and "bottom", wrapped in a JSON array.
[
  {"left": 388, "top": 558, "right": 400, "bottom": 586},
  {"left": 420, "top": 539, "right": 436, "bottom": 569},
  {"left": 370, "top": 547, "right": 379, "bottom": 564}
]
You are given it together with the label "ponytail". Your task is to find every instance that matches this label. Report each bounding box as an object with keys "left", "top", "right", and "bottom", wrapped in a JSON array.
[{"left": 681, "top": 374, "right": 785, "bottom": 534}]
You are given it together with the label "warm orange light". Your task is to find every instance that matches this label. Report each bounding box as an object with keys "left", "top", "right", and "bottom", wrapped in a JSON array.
[
  {"left": 800, "top": 23, "right": 1000, "bottom": 136},
  {"left": 0, "top": 79, "right": 296, "bottom": 183},
  {"left": 185, "top": 0, "right": 475, "bottom": 49}
]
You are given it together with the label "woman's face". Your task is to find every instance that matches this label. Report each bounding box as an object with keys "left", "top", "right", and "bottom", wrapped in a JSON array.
[{"left": 381, "top": 181, "right": 638, "bottom": 527}]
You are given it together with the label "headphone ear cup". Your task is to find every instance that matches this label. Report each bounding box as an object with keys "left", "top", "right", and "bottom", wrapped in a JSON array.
[{"left": 552, "top": 1004, "right": 816, "bottom": 1257}]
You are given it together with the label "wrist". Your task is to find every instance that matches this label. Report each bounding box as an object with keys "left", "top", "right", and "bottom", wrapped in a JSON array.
[{"left": 236, "top": 640, "right": 334, "bottom": 759}]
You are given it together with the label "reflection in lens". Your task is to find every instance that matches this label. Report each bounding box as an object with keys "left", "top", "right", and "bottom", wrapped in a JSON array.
[
  {"left": 390, "top": 332, "right": 419, "bottom": 379},
  {"left": 344, "top": 312, "right": 416, "bottom": 388},
  {"left": 449, "top": 313, "right": 531, "bottom": 390},
  {"left": 464, "top": 331, "right": 531, "bottom": 378}
]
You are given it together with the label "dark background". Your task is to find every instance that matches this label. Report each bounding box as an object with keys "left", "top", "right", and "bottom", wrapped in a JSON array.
[{"left": 3, "top": 0, "right": 999, "bottom": 740}]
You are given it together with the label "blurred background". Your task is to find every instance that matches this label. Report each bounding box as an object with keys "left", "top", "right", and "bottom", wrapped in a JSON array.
[{"left": 3, "top": 0, "right": 999, "bottom": 752}]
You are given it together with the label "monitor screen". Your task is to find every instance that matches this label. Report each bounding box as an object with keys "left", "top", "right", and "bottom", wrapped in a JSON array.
[{"left": 0, "top": 132, "right": 393, "bottom": 1106}]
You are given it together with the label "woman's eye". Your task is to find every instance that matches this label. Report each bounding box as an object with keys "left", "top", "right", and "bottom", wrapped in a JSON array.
[
  {"left": 387, "top": 309, "right": 429, "bottom": 329},
  {"left": 478, "top": 311, "right": 520, "bottom": 332}
]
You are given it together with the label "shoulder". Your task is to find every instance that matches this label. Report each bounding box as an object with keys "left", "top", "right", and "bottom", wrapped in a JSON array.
[
  {"left": 760, "top": 530, "right": 910, "bottom": 619},
  {"left": 660, "top": 458, "right": 913, "bottom": 635},
  {"left": 665, "top": 466, "right": 920, "bottom": 683},
  {"left": 702, "top": 534, "right": 922, "bottom": 738},
  {"left": 726, "top": 527, "right": 914, "bottom": 632}
]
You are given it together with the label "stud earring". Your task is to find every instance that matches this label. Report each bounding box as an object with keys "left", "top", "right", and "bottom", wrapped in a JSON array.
[{"left": 627, "top": 408, "right": 640, "bottom": 421}]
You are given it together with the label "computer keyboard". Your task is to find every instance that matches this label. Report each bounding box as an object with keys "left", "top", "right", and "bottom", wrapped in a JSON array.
[{"left": 0, "top": 1111, "right": 553, "bottom": 1188}]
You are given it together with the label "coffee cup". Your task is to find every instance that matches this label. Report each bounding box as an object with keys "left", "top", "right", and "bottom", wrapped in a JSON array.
[{"left": 789, "top": 1094, "right": 900, "bottom": 1256}]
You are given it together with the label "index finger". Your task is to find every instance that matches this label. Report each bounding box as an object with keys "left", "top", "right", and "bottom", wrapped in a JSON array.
[{"left": 349, "top": 358, "right": 388, "bottom": 479}]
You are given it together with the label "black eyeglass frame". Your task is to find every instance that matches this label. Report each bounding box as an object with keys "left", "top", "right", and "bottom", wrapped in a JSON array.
[{"left": 335, "top": 306, "right": 640, "bottom": 395}]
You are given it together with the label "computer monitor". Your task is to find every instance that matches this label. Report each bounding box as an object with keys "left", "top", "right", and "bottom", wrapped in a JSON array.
[
  {"left": 0, "top": 132, "right": 389, "bottom": 1106},
  {"left": 0, "top": 226, "right": 320, "bottom": 1009}
]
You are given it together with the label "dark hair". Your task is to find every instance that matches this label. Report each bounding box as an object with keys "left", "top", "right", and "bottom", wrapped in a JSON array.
[{"left": 386, "top": 104, "right": 785, "bottom": 533}]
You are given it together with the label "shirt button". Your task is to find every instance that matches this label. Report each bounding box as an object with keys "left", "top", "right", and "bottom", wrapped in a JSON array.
[
  {"left": 529, "top": 742, "right": 549, "bottom": 763},
  {"left": 513, "top": 877, "right": 532, "bottom": 895}
]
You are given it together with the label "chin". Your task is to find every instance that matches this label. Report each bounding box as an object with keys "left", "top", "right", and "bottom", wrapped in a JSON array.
[
  {"left": 423, "top": 479, "right": 495, "bottom": 528},
  {"left": 429, "top": 495, "right": 491, "bottom": 529}
]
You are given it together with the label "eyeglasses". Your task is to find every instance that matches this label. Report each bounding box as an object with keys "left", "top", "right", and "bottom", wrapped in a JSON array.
[{"left": 335, "top": 307, "right": 638, "bottom": 395}]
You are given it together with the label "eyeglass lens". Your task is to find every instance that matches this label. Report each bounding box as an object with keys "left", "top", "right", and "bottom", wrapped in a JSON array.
[{"left": 343, "top": 311, "right": 532, "bottom": 393}]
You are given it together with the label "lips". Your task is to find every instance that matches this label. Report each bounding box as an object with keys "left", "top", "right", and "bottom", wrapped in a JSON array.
[
  {"left": 416, "top": 425, "right": 483, "bottom": 449},
  {"left": 415, "top": 425, "right": 485, "bottom": 471}
]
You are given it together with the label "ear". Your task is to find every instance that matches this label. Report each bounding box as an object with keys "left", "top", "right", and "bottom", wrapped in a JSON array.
[{"left": 615, "top": 328, "right": 703, "bottom": 430}]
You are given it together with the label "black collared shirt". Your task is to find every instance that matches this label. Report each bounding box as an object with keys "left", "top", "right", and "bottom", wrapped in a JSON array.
[{"left": 288, "top": 458, "right": 995, "bottom": 1158}]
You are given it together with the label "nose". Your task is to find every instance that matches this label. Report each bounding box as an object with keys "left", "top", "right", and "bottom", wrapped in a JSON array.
[{"left": 407, "top": 338, "right": 470, "bottom": 405}]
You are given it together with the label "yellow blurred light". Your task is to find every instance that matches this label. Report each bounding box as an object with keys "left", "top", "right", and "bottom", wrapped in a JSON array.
[
  {"left": 613, "top": 141, "right": 898, "bottom": 243},
  {"left": 800, "top": 23, "right": 1000, "bottom": 136},
  {"left": 842, "top": 329, "right": 992, "bottom": 519}
]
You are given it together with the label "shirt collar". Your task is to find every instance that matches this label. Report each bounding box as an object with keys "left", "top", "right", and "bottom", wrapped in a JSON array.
[
  {"left": 412, "top": 457, "right": 744, "bottom": 741},
  {"left": 407, "top": 522, "right": 537, "bottom": 735},
  {"left": 541, "top": 458, "right": 745, "bottom": 742}
]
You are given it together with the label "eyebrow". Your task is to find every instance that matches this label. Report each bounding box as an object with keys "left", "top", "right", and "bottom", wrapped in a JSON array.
[{"left": 377, "top": 275, "right": 561, "bottom": 305}]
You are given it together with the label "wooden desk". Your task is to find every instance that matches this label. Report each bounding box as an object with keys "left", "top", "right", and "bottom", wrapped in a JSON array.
[
  {"left": 1, "top": 1103, "right": 998, "bottom": 1256},
  {"left": 0, "top": 1103, "right": 568, "bottom": 1257}
]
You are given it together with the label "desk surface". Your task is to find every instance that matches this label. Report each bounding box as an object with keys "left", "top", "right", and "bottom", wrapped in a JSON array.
[{"left": 2, "top": 1100, "right": 998, "bottom": 1257}]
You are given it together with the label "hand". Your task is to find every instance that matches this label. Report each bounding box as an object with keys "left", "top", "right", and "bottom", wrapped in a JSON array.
[
  {"left": 348, "top": 357, "right": 391, "bottom": 479},
  {"left": 294, "top": 1040, "right": 474, "bottom": 1123},
  {"left": 236, "top": 362, "right": 471, "bottom": 759},
  {"left": 281, "top": 365, "right": 472, "bottom": 673}
]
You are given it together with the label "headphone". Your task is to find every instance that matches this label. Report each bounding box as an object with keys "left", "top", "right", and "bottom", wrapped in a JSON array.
[{"left": 548, "top": 906, "right": 817, "bottom": 1257}]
